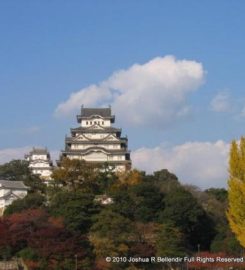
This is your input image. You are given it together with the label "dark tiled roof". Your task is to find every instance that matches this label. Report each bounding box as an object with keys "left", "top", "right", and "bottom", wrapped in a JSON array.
[
  {"left": 30, "top": 147, "right": 49, "bottom": 155},
  {"left": 81, "top": 108, "right": 111, "bottom": 117},
  {"left": 59, "top": 158, "right": 131, "bottom": 165},
  {"left": 71, "top": 127, "right": 121, "bottom": 134},
  {"left": 62, "top": 147, "right": 130, "bottom": 155},
  {"left": 65, "top": 137, "right": 127, "bottom": 144},
  {"left": 77, "top": 107, "right": 115, "bottom": 123},
  {"left": 0, "top": 180, "right": 29, "bottom": 190}
]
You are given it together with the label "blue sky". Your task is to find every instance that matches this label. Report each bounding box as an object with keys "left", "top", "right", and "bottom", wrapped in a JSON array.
[{"left": 1, "top": 1, "right": 245, "bottom": 188}]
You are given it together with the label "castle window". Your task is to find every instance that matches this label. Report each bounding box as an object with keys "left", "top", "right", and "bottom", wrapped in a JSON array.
[
  {"left": 102, "top": 121, "right": 104, "bottom": 125},
  {"left": 86, "top": 121, "right": 88, "bottom": 125}
]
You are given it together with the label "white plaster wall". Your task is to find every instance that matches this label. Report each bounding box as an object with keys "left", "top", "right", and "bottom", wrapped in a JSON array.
[
  {"left": 82, "top": 133, "right": 116, "bottom": 139},
  {"left": 13, "top": 190, "right": 28, "bottom": 198},
  {"left": 32, "top": 154, "right": 47, "bottom": 160},
  {"left": 109, "top": 155, "right": 125, "bottom": 161},
  {"left": 83, "top": 152, "right": 108, "bottom": 161},
  {"left": 0, "top": 188, "right": 10, "bottom": 197},
  {"left": 67, "top": 155, "right": 82, "bottom": 160},
  {"left": 81, "top": 119, "right": 111, "bottom": 127},
  {"left": 71, "top": 144, "right": 120, "bottom": 150},
  {"left": 30, "top": 161, "right": 51, "bottom": 168},
  {"left": 0, "top": 189, "right": 28, "bottom": 209},
  {"left": 0, "top": 199, "right": 5, "bottom": 208}
]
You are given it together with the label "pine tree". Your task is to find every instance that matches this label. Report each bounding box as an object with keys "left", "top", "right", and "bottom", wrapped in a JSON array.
[{"left": 227, "top": 138, "right": 245, "bottom": 247}]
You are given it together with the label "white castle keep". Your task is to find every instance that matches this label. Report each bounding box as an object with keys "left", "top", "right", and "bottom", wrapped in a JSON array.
[{"left": 59, "top": 107, "right": 131, "bottom": 171}]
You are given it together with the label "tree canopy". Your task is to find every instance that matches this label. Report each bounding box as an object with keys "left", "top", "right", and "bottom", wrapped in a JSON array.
[
  {"left": 227, "top": 138, "right": 245, "bottom": 247},
  {"left": 0, "top": 157, "right": 242, "bottom": 269}
]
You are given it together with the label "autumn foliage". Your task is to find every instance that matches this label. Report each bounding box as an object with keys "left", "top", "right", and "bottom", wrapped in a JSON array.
[
  {"left": 0, "top": 209, "right": 91, "bottom": 269},
  {"left": 188, "top": 251, "right": 245, "bottom": 269},
  {"left": 0, "top": 158, "right": 243, "bottom": 270},
  {"left": 227, "top": 138, "right": 245, "bottom": 247}
]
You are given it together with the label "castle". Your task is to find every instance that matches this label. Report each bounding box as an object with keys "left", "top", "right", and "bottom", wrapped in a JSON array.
[
  {"left": 25, "top": 148, "right": 53, "bottom": 182},
  {"left": 60, "top": 107, "right": 131, "bottom": 171},
  {"left": 26, "top": 107, "right": 131, "bottom": 178}
]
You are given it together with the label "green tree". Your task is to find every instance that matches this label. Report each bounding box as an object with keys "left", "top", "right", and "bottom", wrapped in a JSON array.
[
  {"left": 184, "top": 185, "right": 241, "bottom": 254},
  {"left": 159, "top": 187, "right": 215, "bottom": 251},
  {"left": 108, "top": 181, "right": 164, "bottom": 222},
  {"left": 89, "top": 209, "right": 134, "bottom": 259},
  {"left": 156, "top": 222, "right": 185, "bottom": 257},
  {"left": 48, "top": 190, "right": 99, "bottom": 233},
  {"left": 227, "top": 138, "right": 245, "bottom": 247},
  {"left": 4, "top": 193, "right": 46, "bottom": 216},
  {"left": 108, "top": 187, "right": 136, "bottom": 220},
  {"left": 210, "top": 228, "right": 241, "bottom": 255},
  {"left": 96, "top": 162, "right": 117, "bottom": 194},
  {"left": 0, "top": 159, "right": 46, "bottom": 194},
  {"left": 205, "top": 188, "right": 228, "bottom": 203},
  {"left": 152, "top": 169, "right": 180, "bottom": 193},
  {"left": 131, "top": 182, "right": 164, "bottom": 223},
  {"left": 0, "top": 159, "right": 30, "bottom": 181}
]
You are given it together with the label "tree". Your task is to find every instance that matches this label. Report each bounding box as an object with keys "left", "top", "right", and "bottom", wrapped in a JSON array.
[
  {"left": 0, "top": 160, "right": 30, "bottom": 181},
  {"left": 205, "top": 188, "right": 228, "bottom": 203},
  {"left": 152, "top": 169, "right": 180, "bottom": 194},
  {"left": 227, "top": 138, "right": 245, "bottom": 247},
  {"left": 108, "top": 187, "right": 136, "bottom": 220},
  {"left": 184, "top": 185, "right": 242, "bottom": 255},
  {"left": 210, "top": 228, "right": 241, "bottom": 255},
  {"left": 4, "top": 193, "right": 46, "bottom": 216},
  {"left": 0, "top": 209, "right": 93, "bottom": 269},
  {"left": 108, "top": 181, "right": 164, "bottom": 222},
  {"left": 129, "top": 222, "right": 159, "bottom": 270},
  {"left": 89, "top": 209, "right": 134, "bottom": 261},
  {"left": 159, "top": 187, "right": 215, "bottom": 251},
  {"left": 116, "top": 169, "right": 143, "bottom": 186},
  {"left": 131, "top": 182, "right": 164, "bottom": 223},
  {"left": 48, "top": 190, "right": 99, "bottom": 233},
  {"left": 156, "top": 222, "right": 185, "bottom": 257},
  {"left": 52, "top": 158, "right": 99, "bottom": 193},
  {"left": 0, "top": 159, "right": 46, "bottom": 194}
]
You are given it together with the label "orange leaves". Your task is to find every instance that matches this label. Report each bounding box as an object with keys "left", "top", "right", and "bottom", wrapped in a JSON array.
[{"left": 116, "top": 169, "right": 142, "bottom": 187}]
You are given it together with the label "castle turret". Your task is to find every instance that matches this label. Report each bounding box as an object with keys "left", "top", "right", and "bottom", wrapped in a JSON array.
[{"left": 25, "top": 147, "right": 53, "bottom": 181}]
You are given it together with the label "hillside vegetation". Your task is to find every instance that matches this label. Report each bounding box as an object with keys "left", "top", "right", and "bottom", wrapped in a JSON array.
[{"left": 0, "top": 158, "right": 241, "bottom": 270}]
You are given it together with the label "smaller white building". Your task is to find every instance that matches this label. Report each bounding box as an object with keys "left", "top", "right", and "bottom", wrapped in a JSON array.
[
  {"left": 25, "top": 148, "right": 53, "bottom": 182},
  {"left": 0, "top": 180, "right": 28, "bottom": 215}
]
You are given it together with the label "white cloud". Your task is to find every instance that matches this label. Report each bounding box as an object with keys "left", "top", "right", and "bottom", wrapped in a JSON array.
[
  {"left": 210, "top": 92, "right": 231, "bottom": 112},
  {"left": 132, "top": 140, "right": 229, "bottom": 189},
  {"left": 55, "top": 55, "right": 204, "bottom": 128}
]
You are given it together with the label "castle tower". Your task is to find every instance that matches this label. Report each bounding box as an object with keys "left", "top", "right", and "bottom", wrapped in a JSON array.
[
  {"left": 25, "top": 148, "right": 53, "bottom": 181},
  {"left": 60, "top": 107, "right": 131, "bottom": 171}
]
